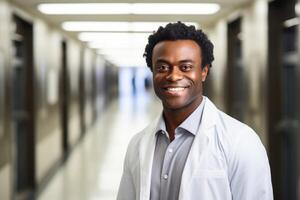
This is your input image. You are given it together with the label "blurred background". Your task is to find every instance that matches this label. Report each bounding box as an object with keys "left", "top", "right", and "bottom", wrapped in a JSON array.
[{"left": 0, "top": 0, "right": 299, "bottom": 199}]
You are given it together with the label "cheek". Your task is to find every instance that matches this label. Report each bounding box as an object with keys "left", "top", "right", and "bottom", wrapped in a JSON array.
[
  {"left": 188, "top": 73, "right": 201, "bottom": 84},
  {"left": 153, "top": 74, "right": 163, "bottom": 84},
  {"left": 190, "top": 76, "right": 204, "bottom": 91},
  {"left": 153, "top": 76, "right": 162, "bottom": 91}
]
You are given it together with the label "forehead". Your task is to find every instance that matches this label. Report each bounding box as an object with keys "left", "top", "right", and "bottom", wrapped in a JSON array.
[{"left": 152, "top": 40, "right": 202, "bottom": 61}]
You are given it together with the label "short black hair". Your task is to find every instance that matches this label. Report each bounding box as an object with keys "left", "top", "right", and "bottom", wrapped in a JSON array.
[{"left": 143, "top": 21, "right": 214, "bottom": 70}]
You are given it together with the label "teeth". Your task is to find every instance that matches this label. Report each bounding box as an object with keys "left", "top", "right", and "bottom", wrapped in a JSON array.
[{"left": 167, "top": 87, "right": 185, "bottom": 91}]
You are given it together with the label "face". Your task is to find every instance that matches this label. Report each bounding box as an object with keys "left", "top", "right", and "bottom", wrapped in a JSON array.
[{"left": 152, "top": 40, "right": 208, "bottom": 112}]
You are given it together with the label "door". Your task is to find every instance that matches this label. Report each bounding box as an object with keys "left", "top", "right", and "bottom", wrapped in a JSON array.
[
  {"left": 281, "top": 18, "right": 299, "bottom": 200},
  {"left": 268, "top": 0, "right": 299, "bottom": 199},
  {"left": 11, "top": 15, "right": 35, "bottom": 199},
  {"left": 79, "top": 48, "right": 86, "bottom": 135},
  {"left": 60, "top": 40, "right": 69, "bottom": 158},
  {"left": 226, "top": 17, "right": 247, "bottom": 121}
]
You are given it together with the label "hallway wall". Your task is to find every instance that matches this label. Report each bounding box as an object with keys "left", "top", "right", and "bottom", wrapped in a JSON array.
[
  {"left": 0, "top": 2, "right": 116, "bottom": 199},
  {"left": 0, "top": 1, "right": 13, "bottom": 200},
  {"left": 208, "top": 0, "right": 269, "bottom": 145}
]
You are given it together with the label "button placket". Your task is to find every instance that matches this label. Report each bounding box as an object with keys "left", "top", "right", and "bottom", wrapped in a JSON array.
[
  {"left": 161, "top": 139, "right": 177, "bottom": 181},
  {"left": 163, "top": 174, "right": 168, "bottom": 179}
]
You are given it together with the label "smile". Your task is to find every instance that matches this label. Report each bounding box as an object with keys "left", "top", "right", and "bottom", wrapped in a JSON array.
[
  {"left": 165, "top": 87, "right": 186, "bottom": 91},
  {"left": 162, "top": 86, "right": 189, "bottom": 95}
]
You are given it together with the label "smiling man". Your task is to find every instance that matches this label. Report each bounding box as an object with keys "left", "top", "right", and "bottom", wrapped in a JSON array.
[{"left": 117, "top": 22, "right": 273, "bottom": 200}]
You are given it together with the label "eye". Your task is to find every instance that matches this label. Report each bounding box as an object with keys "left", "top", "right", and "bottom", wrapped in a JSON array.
[
  {"left": 156, "top": 64, "right": 169, "bottom": 72},
  {"left": 180, "top": 64, "right": 193, "bottom": 72}
]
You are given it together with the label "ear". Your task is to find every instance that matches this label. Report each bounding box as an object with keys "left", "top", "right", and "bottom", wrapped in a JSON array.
[{"left": 201, "top": 65, "right": 209, "bottom": 82}]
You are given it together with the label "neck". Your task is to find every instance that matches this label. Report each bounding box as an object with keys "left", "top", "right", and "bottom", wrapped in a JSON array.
[{"left": 163, "top": 95, "right": 203, "bottom": 141}]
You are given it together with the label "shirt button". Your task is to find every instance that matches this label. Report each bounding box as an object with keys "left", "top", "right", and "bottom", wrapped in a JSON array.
[
  {"left": 163, "top": 174, "right": 168, "bottom": 180},
  {"left": 168, "top": 148, "right": 173, "bottom": 153}
]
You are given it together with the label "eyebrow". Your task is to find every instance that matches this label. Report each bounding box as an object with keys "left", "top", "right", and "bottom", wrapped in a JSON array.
[
  {"left": 155, "top": 58, "right": 195, "bottom": 65},
  {"left": 178, "top": 59, "right": 195, "bottom": 64}
]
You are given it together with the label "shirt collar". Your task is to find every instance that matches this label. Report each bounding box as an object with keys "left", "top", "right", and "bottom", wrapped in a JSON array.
[
  {"left": 155, "top": 97, "right": 206, "bottom": 136},
  {"left": 155, "top": 115, "right": 167, "bottom": 135}
]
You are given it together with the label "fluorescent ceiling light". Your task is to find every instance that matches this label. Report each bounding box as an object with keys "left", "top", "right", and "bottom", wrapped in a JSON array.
[
  {"left": 89, "top": 41, "right": 146, "bottom": 49},
  {"left": 62, "top": 21, "right": 199, "bottom": 32},
  {"left": 79, "top": 33, "right": 149, "bottom": 60},
  {"left": 133, "top": 3, "right": 220, "bottom": 15},
  {"left": 38, "top": 3, "right": 130, "bottom": 15},
  {"left": 96, "top": 46, "right": 147, "bottom": 67},
  {"left": 78, "top": 32, "right": 149, "bottom": 42},
  {"left": 98, "top": 48, "right": 145, "bottom": 56},
  {"left": 296, "top": 2, "right": 300, "bottom": 16},
  {"left": 38, "top": 3, "right": 220, "bottom": 15},
  {"left": 284, "top": 18, "right": 300, "bottom": 27}
]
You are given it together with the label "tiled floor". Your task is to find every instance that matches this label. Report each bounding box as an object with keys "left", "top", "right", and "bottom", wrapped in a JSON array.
[{"left": 38, "top": 92, "right": 162, "bottom": 200}]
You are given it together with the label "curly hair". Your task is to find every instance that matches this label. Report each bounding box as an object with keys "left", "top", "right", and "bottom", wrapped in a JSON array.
[{"left": 143, "top": 21, "right": 214, "bottom": 70}]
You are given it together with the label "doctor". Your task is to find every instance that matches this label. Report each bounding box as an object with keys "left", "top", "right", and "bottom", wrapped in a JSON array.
[{"left": 117, "top": 22, "right": 273, "bottom": 200}]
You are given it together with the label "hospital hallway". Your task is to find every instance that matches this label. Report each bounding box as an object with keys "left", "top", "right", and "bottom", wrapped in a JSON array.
[
  {"left": 0, "top": 0, "right": 300, "bottom": 199},
  {"left": 37, "top": 93, "right": 162, "bottom": 200}
]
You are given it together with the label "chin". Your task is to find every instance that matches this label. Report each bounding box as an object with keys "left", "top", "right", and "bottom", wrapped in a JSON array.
[{"left": 162, "top": 101, "right": 188, "bottom": 111}]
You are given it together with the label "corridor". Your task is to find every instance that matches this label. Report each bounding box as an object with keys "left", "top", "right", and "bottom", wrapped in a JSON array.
[
  {"left": 0, "top": 0, "right": 299, "bottom": 199},
  {"left": 38, "top": 93, "right": 161, "bottom": 200}
]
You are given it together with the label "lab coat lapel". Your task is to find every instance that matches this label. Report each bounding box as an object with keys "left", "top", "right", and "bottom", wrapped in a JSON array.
[
  {"left": 139, "top": 117, "right": 159, "bottom": 200},
  {"left": 179, "top": 98, "right": 218, "bottom": 199}
]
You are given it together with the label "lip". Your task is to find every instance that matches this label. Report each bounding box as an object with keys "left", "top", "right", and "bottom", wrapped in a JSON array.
[{"left": 161, "top": 85, "right": 189, "bottom": 96}]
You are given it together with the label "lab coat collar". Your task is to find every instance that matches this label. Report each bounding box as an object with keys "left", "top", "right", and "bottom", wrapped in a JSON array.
[
  {"left": 179, "top": 96, "right": 218, "bottom": 198},
  {"left": 199, "top": 96, "right": 218, "bottom": 129}
]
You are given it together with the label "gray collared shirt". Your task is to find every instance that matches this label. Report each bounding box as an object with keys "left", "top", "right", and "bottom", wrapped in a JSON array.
[{"left": 150, "top": 98, "right": 206, "bottom": 200}]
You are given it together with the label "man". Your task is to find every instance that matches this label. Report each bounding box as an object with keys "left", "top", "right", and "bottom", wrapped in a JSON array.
[{"left": 117, "top": 22, "right": 273, "bottom": 200}]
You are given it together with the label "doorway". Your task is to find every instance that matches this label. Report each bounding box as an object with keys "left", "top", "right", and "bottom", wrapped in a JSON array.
[
  {"left": 226, "top": 17, "right": 247, "bottom": 121},
  {"left": 11, "top": 15, "right": 35, "bottom": 199},
  {"left": 60, "top": 40, "right": 70, "bottom": 158},
  {"left": 280, "top": 17, "right": 299, "bottom": 200},
  {"left": 79, "top": 49, "right": 86, "bottom": 135},
  {"left": 268, "top": 0, "right": 300, "bottom": 199}
]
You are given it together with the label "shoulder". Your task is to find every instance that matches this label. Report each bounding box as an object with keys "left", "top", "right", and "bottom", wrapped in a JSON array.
[
  {"left": 204, "top": 97, "right": 255, "bottom": 139},
  {"left": 124, "top": 120, "right": 157, "bottom": 165},
  {"left": 216, "top": 110, "right": 264, "bottom": 150},
  {"left": 213, "top": 108, "right": 265, "bottom": 157},
  {"left": 205, "top": 105, "right": 273, "bottom": 198},
  {"left": 202, "top": 98, "right": 268, "bottom": 164},
  {"left": 212, "top": 108, "right": 270, "bottom": 178}
]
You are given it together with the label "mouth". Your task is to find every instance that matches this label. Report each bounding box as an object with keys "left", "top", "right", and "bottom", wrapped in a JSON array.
[
  {"left": 162, "top": 86, "right": 189, "bottom": 95},
  {"left": 165, "top": 87, "right": 186, "bottom": 91}
]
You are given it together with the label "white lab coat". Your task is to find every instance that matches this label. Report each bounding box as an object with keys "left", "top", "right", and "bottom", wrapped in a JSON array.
[{"left": 117, "top": 97, "right": 273, "bottom": 200}]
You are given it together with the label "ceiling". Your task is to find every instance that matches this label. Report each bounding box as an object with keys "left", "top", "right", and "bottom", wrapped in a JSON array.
[{"left": 11, "top": 0, "right": 254, "bottom": 67}]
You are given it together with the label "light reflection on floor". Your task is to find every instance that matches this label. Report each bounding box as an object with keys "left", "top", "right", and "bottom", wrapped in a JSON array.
[{"left": 38, "top": 92, "right": 161, "bottom": 200}]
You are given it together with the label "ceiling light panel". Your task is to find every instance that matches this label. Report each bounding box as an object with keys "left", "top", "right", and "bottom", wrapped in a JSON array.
[
  {"left": 132, "top": 3, "right": 220, "bottom": 15},
  {"left": 89, "top": 41, "right": 146, "bottom": 49},
  {"left": 38, "top": 3, "right": 131, "bottom": 15},
  {"left": 62, "top": 21, "right": 198, "bottom": 32},
  {"left": 38, "top": 3, "right": 220, "bottom": 15},
  {"left": 78, "top": 32, "right": 149, "bottom": 42}
]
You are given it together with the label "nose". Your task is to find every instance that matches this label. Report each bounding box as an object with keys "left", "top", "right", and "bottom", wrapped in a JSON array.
[{"left": 166, "top": 67, "right": 183, "bottom": 81}]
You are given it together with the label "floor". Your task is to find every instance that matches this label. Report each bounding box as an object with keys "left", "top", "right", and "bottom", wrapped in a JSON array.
[{"left": 38, "top": 92, "right": 162, "bottom": 200}]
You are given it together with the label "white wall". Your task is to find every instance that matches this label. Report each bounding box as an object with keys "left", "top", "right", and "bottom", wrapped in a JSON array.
[
  {"left": 208, "top": 20, "right": 227, "bottom": 110},
  {"left": 34, "top": 18, "right": 63, "bottom": 183},
  {"left": 242, "top": 0, "right": 268, "bottom": 144},
  {"left": 67, "top": 40, "right": 81, "bottom": 146},
  {"left": 0, "top": 164, "right": 10, "bottom": 200}
]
